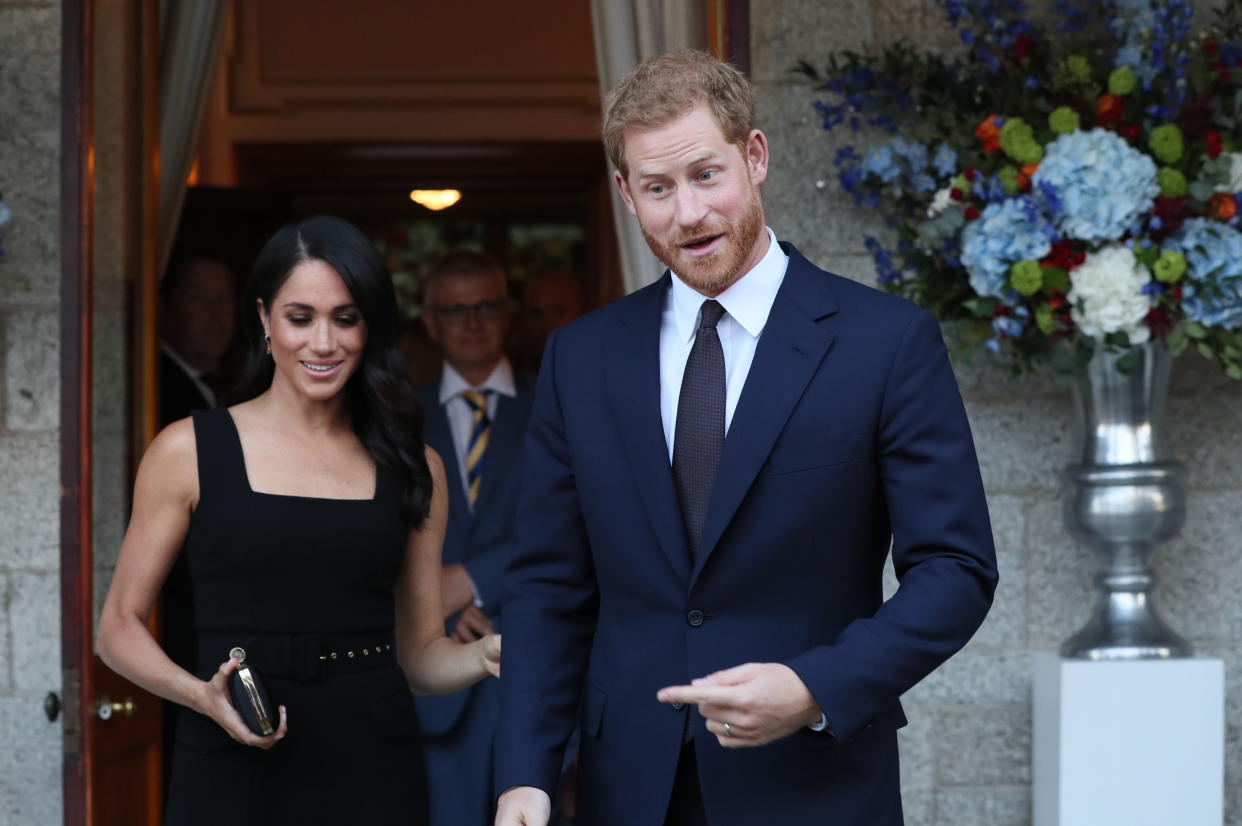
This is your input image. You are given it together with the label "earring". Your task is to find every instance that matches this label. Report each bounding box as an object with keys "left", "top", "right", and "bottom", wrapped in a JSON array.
[{"left": 264, "top": 334, "right": 271, "bottom": 355}]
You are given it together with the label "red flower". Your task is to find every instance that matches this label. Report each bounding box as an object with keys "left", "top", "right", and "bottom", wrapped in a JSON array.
[
  {"left": 1011, "top": 34, "right": 1034, "bottom": 60},
  {"left": 1150, "top": 196, "right": 1192, "bottom": 240},
  {"left": 1205, "top": 38, "right": 1220, "bottom": 56},
  {"left": 1048, "top": 296, "right": 1065, "bottom": 309},
  {"left": 1172, "top": 286, "right": 1184, "bottom": 300},
  {"left": 1146, "top": 307, "right": 1176, "bottom": 339},
  {"left": 964, "top": 205, "right": 981, "bottom": 221},
  {"left": 1097, "top": 94, "right": 1125, "bottom": 127},
  {"left": 1206, "top": 131, "right": 1223, "bottom": 158},
  {"left": 950, "top": 188, "right": 964, "bottom": 201},
  {"left": 1119, "top": 123, "right": 1142, "bottom": 141},
  {"left": 1042, "top": 240, "right": 1086, "bottom": 271},
  {"left": 965, "top": 167, "right": 981, "bottom": 182}
]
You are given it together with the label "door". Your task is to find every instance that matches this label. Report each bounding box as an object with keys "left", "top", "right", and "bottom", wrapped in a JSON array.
[{"left": 61, "top": 0, "right": 163, "bottom": 822}]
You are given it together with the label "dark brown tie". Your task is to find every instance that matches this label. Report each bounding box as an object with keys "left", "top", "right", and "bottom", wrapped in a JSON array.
[{"left": 672, "top": 299, "right": 726, "bottom": 559}]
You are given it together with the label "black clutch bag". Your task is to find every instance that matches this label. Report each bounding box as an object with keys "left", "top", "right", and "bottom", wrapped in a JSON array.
[{"left": 226, "top": 646, "right": 277, "bottom": 736}]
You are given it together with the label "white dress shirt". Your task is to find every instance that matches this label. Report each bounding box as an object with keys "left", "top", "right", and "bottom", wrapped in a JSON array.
[
  {"left": 438, "top": 358, "right": 517, "bottom": 508},
  {"left": 657, "top": 228, "right": 830, "bottom": 733},
  {"left": 160, "top": 341, "right": 217, "bottom": 407},
  {"left": 660, "top": 227, "right": 788, "bottom": 459}
]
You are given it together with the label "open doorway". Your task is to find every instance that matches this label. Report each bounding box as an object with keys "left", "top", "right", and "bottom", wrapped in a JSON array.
[{"left": 61, "top": 1, "right": 748, "bottom": 821}]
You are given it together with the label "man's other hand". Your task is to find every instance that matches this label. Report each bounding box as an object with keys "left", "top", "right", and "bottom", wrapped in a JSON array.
[
  {"left": 656, "top": 662, "right": 823, "bottom": 747},
  {"left": 494, "top": 786, "right": 551, "bottom": 826},
  {"left": 452, "top": 603, "right": 493, "bottom": 642}
]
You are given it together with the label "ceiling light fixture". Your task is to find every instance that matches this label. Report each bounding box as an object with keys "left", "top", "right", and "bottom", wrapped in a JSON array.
[{"left": 409, "top": 189, "right": 462, "bottom": 211}]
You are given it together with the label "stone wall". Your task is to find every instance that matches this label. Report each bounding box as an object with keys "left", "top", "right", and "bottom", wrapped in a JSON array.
[
  {"left": 0, "top": 2, "right": 63, "bottom": 824},
  {"left": 751, "top": 1, "right": 1242, "bottom": 824}
]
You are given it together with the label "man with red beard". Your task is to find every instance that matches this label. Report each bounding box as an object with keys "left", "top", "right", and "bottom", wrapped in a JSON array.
[{"left": 494, "top": 51, "right": 996, "bottom": 826}]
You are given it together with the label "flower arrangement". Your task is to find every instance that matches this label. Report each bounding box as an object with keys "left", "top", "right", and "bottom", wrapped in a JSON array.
[{"left": 804, "top": 0, "right": 1242, "bottom": 378}]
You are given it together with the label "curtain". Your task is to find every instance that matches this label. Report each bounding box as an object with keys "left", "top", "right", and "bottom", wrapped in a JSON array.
[
  {"left": 158, "top": 0, "right": 227, "bottom": 272},
  {"left": 590, "top": 0, "right": 708, "bottom": 293}
]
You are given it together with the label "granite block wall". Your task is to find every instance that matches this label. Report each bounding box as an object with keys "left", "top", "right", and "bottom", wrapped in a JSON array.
[
  {"left": 0, "top": 2, "right": 62, "bottom": 824},
  {"left": 751, "top": 1, "right": 1242, "bottom": 823}
]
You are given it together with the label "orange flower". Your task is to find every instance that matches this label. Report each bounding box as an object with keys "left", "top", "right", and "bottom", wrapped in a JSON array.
[
  {"left": 1208, "top": 191, "right": 1238, "bottom": 220},
  {"left": 1017, "top": 162, "right": 1040, "bottom": 189},
  {"left": 975, "top": 115, "right": 1003, "bottom": 153}
]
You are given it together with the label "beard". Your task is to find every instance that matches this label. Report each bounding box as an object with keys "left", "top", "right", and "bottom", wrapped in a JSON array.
[{"left": 640, "top": 184, "right": 765, "bottom": 295}]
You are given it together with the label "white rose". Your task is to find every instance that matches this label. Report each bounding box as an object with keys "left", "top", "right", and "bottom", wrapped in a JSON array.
[
  {"left": 1213, "top": 152, "right": 1242, "bottom": 192},
  {"left": 927, "top": 186, "right": 955, "bottom": 219},
  {"left": 1067, "top": 244, "right": 1152, "bottom": 343}
]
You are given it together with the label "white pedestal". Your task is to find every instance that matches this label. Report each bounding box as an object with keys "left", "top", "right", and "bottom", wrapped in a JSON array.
[{"left": 1032, "top": 653, "right": 1225, "bottom": 826}]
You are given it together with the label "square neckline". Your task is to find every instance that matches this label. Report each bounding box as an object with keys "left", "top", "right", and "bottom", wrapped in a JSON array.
[{"left": 223, "top": 409, "right": 380, "bottom": 503}]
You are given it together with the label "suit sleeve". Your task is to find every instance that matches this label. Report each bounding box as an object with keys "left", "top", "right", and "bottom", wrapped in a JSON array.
[
  {"left": 493, "top": 329, "right": 598, "bottom": 799},
  {"left": 785, "top": 308, "right": 998, "bottom": 739},
  {"left": 463, "top": 538, "right": 509, "bottom": 613}
]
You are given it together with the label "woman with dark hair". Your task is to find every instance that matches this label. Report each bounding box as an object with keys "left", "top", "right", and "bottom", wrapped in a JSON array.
[{"left": 98, "top": 215, "right": 499, "bottom": 824}]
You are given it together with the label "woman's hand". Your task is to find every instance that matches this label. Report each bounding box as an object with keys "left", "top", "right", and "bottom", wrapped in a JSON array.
[
  {"left": 480, "top": 634, "right": 502, "bottom": 678},
  {"left": 199, "top": 658, "right": 288, "bottom": 749}
]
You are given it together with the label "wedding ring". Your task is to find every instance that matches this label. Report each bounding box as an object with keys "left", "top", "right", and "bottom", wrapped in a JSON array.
[{"left": 724, "top": 722, "right": 733, "bottom": 737}]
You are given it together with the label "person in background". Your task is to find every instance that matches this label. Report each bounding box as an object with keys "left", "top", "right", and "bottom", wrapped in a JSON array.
[
  {"left": 157, "top": 241, "right": 240, "bottom": 775},
  {"left": 513, "top": 269, "right": 585, "bottom": 374},
  {"left": 416, "top": 250, "right": 534, "bottom": 826},
  {"left": 493, "top": 51, "right": 997, "bottom": 826},
  {"left": 159, "top": 241, "right": 237, "bottom": 426}
]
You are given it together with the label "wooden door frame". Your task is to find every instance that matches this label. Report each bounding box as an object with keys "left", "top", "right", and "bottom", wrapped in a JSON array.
[
  {"left": 60, "top": 0, "right": 93, "bottom": 819},
  {"left": 61, "top": 0, "right": 162, "bottom": 821}
]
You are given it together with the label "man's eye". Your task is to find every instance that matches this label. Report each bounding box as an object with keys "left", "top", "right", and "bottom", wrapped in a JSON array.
[
  {"left": 698, "top": 169, "right": 716, "bottom": 181},
  {"left": 649, "top": 184, "right": 667, "bottom": 195}
]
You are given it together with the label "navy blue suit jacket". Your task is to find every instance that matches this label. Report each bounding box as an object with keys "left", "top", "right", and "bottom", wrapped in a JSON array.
[
  {"left": 494, "top": 244, "right": 997, "bottom": 826},
  {"left": 415, "top": 374, "right": 534, "bottom": 736}
]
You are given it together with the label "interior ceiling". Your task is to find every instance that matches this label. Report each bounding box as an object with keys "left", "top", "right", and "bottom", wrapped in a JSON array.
[{"left": 196, "top": 0, "right": 602, "bottom": 187}]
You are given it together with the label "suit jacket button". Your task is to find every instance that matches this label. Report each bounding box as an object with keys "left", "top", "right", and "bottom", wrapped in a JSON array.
[
  {"left": 671, "top": 702, "right": 685, "bottom": 711},
  {"left": 686, "top": 609, "right": 705, "bottom": 627}
]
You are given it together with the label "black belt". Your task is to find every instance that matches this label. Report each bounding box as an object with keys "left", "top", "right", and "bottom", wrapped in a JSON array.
[{"left": 197, "top": 630, "right": 397, "bottom": 683}]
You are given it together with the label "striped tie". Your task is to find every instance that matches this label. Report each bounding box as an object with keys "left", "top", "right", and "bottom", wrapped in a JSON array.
[{"left": 460, "top": 389, "right": 491, "bottom": 506}]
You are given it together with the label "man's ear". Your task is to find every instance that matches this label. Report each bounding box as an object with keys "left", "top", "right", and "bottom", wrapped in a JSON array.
[
  {"left": 614, "top": 170, "right": 639, "bottom": 218},
  {"left": 745, "top": 129, "right": 770, "bottom": 187}
]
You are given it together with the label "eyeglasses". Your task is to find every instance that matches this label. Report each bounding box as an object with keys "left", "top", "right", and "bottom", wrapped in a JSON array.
[{"left": 426, "top": 299, "right": 507, "bottom": 324}]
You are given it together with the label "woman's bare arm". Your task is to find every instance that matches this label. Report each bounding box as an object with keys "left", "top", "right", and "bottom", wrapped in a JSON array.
[
  {"left": 395, "top": 446, "right": 501, "bottom": 694},
  {"left": 96, "top": 419, "right": 286, "bottom": 747}
]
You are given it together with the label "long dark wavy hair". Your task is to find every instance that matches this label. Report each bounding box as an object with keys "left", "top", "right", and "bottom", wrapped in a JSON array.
[{"left": 230, "top": 215, "right": 432, "bottom": 527}]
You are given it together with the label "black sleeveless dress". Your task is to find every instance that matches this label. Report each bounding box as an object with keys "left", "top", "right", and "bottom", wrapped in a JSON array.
[{"left": 164, "top": 409, "right": 428, "bottom": 826}]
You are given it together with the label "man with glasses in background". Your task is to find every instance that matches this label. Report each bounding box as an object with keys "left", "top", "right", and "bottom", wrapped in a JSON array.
[{"left": 416, "top": 249, "right": 536, "bottom": 826}]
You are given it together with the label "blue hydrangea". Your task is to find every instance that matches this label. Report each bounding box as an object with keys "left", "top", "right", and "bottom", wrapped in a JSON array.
[
  {"left": 961, "top": 195, "right": 1056, "bottom": 298},
  {"left": 860, "top": 145, "right": 901, "bottom": 183},
  {"left": 1033, "top": 129, "right": 1159, "bottom": 243},
  {"left": 932, "top": 143, "right": 958, "bottom": 178},
  {"left": 857, "top": 138, "right": 942, "bottom": 195},
  {"left": 1163, "top": 218, "right": 1242, "bottom": 328}
]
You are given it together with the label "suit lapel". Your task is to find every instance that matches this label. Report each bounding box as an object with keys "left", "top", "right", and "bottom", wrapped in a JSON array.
[
  {"left": 690, "top": 247, "right": 837, "bottom": 586},
  {"left": 425, "top": 397, "right": 472, "bottom": 539},
  {"left": 606, "top": 274, "right": 693, "bottom": 581}
]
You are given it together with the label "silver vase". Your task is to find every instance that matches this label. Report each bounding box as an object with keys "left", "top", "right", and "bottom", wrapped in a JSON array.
[{"left": 1060, "top": 340, "right": 1193, "bottom": 660}]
